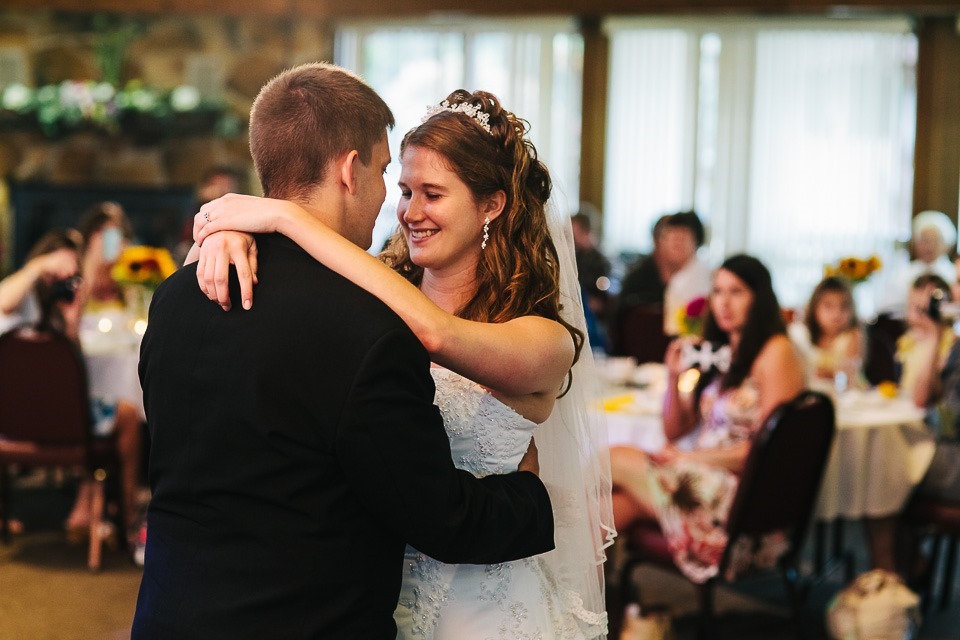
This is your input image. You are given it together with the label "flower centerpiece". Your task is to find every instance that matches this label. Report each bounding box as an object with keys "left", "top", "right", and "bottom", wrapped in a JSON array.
[
  {"left": 111, "top": 245, "right": 177, "bottom": 322},
  {"left": 675, "top": 296, "right": 708, "bottom": 338},
  {"left": 824, "top": 255, "right": 882, "bottom": 285}
]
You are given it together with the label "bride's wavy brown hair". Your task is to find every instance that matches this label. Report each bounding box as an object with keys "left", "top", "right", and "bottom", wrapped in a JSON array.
[{"left": 380, "top": 89, "right": 583, "bottom": 393}]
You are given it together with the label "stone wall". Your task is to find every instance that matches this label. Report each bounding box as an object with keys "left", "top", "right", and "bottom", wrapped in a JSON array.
[{"left": 0, "top": 9, "right": 334, "bottom": 270}]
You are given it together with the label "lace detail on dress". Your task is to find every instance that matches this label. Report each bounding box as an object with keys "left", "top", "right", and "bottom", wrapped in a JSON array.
[
  {"left": 394, "top": 369, "right": 600, "bottom": 639},
  {"left": 430, "top": 368, "right": 537, "bottom": 478},
  {"left": 400, "top": 553, "right": 450, "bottom": 637}
]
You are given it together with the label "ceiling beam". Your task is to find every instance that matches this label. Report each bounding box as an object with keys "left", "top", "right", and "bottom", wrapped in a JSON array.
[{"left": 3, "top": 0, "right": 960, "bottom": 17}]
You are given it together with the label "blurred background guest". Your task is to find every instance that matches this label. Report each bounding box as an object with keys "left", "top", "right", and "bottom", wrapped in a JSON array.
[
  {"left": 790, "top": 276, "right": 864, "bottom": 389},
  {"left": 571, "top": 209, "right": 613, "bottom": 350},
  {"left": 896, "top": 273, "right": 956, "bottom": 413},
  {"left": 0, "top": 228, "right": 142, "bottom": 543},
  {"left": 618, "top": 214, "right": 671, "bottom": 308},
  {"left": 76, "top": 201, "right": 135, "bottom": 311},
  {"left": 878, "top": 210, "right": 957, "bottom": 316},
  {"left": 661, "top": 211, "right": 712, "bottom": 337},
  {"left": 609, "top": 254, "right": 805, "bottom": 583}
]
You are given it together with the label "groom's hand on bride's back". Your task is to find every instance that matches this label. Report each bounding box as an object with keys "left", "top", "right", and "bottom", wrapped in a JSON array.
[{"left": 518, "top": 438, "right": 539, "bottom": 476}]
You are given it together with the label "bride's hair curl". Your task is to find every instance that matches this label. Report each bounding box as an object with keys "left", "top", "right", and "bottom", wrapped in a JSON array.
[{"left": 381, "top": 89, "right": 583, "bottom": 392}]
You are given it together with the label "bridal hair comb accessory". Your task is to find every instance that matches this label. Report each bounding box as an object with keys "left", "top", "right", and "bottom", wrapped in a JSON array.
[
  {"left": 422, "top": 100, "right": 492, "bottom": 134},
  {"left": 481, "top": 217, "right": 490, "bottom": 250}
]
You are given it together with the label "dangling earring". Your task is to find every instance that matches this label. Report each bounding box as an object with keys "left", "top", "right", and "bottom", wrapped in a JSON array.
[{"left": 481, "top": 217, "right": 490, "bottom": 250}]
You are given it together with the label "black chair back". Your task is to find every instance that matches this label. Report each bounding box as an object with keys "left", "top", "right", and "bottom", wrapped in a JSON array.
[
  {"left": 721, "top": 390, "right": 836, "bottom": 574},
  {"left": 864, "top": 313, "right": 906, "bottom": 386}
]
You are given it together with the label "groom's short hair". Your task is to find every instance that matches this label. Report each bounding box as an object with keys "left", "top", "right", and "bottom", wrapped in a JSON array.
[{"left": 249, "top": 62, "right": 395, "bottom": 202}]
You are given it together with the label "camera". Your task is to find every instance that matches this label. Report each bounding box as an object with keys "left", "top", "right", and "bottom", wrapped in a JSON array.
[
  {"left": 51, "top": 275, "right": 82, "bottom": 303},
  {"left": 928, "top": 288, "right": 960, "bottom": 323}
]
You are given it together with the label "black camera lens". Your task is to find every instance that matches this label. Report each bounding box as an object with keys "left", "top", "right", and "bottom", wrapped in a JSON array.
[
  {"left": 929, "top": 288, "right": 944, "bottom": 322},
  {"left": 51, "top": 275, "right": 82, "bottom": 303}
]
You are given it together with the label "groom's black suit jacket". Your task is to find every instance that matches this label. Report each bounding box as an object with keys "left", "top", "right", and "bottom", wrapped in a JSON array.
[{"left": 131, "top": 234, "right": 554, "bottom": 639}]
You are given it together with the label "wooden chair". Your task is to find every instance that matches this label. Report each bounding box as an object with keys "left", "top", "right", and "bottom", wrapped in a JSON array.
[
  {"left": 617, "top": 391, "right": 836, "bottom": 639},
  {"left": 0, "top": 326, "right": 125, "bottom": 571},
  {"left": 612, "top": 303, "right": 672, "bottom": 364}
]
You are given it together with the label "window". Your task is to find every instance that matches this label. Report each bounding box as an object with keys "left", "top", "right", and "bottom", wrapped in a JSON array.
[
  {"left": 336, "top": 20, "right": 583, "bottom": 252},
  {"left": 603, "top": 18, "right": 917, "bottom": 314}
]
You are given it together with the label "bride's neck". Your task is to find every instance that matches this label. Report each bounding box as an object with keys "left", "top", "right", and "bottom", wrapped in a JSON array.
[{"left": 420, "top": 267, "right": 478, "bottom": 315}]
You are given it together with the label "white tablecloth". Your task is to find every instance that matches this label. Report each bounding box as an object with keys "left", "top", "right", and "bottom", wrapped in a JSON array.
[
  {"left": 599, "top": 381, "right": 936, "bottom": 522},
  {"left": 80, "top": 311, "right": 145, "bottom": 422},
  {"left": 815, "top": 390, "right": 935, "bottom": 520}
]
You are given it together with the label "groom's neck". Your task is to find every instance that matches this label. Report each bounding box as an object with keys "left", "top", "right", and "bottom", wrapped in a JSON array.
[{"left": 295, "top": 197, "right": 353, "bottom": 244}]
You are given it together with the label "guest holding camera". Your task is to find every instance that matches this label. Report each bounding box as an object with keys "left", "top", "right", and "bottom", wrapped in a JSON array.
[
  {"left": 0, "top": 228, "right": 142, "bottom": 544},
  {"left": 0, "top": 228, "right": 85, "bottom": 335},
  {"left": 609, "top": 254, "right": 804, "bottom": 583},
  {"left": 896, "top": 274, "right": 957, "bottom": 412}
]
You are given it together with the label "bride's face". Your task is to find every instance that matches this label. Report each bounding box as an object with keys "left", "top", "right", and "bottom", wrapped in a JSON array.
[{"left": 396, "top": 145, "right": 488, "bottom": 274}]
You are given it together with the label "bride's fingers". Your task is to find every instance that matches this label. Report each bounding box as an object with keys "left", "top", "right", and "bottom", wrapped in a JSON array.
[
  {"left": 194, "top": 204, "right": 213, "bottom": 242},
  {"left": 196, "top": 252, "right": 210, "bottom": 298},
  {"left": 229, "top": 239, "right": 256, "bottom": 310},
  {"left": 214, "top": 250, "right": 232, "bottom": 311}
]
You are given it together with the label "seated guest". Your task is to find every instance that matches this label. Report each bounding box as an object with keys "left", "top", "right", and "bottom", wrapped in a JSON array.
[
  {"left": 661, "top": 211, "right": 712, "bottom": 337},
  {"left": 878, "top": 210, "right": 956, "bottom": 315},
  {"left": 618, "top": 214, "right": 671, "bottom": 308},
  {"left": 571, "top": 210, "right": 612, "bottom": 350},
  {"left": 913, "top": 341, "right": 960, "bottom": 504},
  {"left": 0, "top": 228, "right": 142, "bottom": 542},
  {"left": 858, "top": 274, "right": 956, "bottom": 575},
  {"left": 790, "top": 276, "right": 864, "bottom": 387},
  {"left": 77, "top": 201, "right": 134, "bottom": 311},
  {"left": 896, "top": 273, "right": 957, "bottom": 411},
  {"left": 609, "top": 254, "right": 805, "bottom": 583}
]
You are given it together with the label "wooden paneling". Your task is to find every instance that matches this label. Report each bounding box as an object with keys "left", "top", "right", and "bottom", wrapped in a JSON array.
[
  {"left": 579, "top": 17, "right": 608, "bottom": 219},
  {"left": 913, "top": 17, "right": 960, "bottom": 228}
]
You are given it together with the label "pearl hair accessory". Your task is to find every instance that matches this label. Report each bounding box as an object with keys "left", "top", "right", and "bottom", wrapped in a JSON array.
[
  {"left": 422, "top": 100, "right": 492, "bottom": 134},
  {"left": 481, "top": 217, "right": 490, "bottom": 250}
]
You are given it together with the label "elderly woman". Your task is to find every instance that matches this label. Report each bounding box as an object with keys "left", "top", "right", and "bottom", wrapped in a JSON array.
[{"left": 879, "top": 210, "right": 957, "bottom": 315}]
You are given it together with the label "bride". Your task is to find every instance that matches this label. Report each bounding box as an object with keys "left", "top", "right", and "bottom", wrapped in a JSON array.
[{"left": 192, "top": 90, "right": 615, "bottom": 639}]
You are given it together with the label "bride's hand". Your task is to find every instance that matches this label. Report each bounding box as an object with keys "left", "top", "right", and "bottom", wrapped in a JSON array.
[
  {"left": 196, "top": 231, "right": 259, "bottom": 311},
  {"left": 194, "top": 193, "right": 301, "bottom": 245}
]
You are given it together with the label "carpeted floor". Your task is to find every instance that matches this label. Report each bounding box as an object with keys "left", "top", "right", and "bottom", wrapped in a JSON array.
[{"left": 2, "top": 476, "right": 958, "bottom": 640}]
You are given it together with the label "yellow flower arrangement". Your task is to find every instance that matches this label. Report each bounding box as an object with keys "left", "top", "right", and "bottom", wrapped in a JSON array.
[
  {"left": 824, "top": 255, "right": 882, "bottom": 285},
  {"left": 111, "top": 245, "right": 177, "bottom": 290}
]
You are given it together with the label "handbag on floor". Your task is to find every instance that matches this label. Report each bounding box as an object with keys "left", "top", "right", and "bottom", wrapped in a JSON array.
[
  {"left": 620, "top": 603, "right": 675, "bottom": 640},
  {"left": 825, "top": 569, "right": 921, "bottom": 640}
]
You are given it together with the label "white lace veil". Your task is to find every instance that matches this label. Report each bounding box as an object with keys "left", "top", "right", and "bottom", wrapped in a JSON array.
[{"left": 536, "top": 206, "right": 616, "bottom": 638}]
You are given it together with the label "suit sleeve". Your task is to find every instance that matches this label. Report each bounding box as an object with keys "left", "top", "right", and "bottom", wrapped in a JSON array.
[{"left": 336, "top": 327, "right": 554, "bottom": 564}]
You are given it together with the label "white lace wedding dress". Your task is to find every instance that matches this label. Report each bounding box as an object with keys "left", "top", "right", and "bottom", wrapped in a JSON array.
[{"left": 394, "top": 368, "right": 598, "bottom": 640}]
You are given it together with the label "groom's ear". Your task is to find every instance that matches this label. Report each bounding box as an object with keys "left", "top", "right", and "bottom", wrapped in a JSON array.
[{"left": 339, "top": 150, "right": 361, "bottom": 196}]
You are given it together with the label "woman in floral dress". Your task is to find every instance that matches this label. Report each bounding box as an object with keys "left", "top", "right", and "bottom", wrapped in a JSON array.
[{"left": 610, "top": 254, "right": 805, "bottom": 582}]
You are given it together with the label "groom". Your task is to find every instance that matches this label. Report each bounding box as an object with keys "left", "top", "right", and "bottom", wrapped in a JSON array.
[{"left": 132, "top": 63, "right": 554, "bottom": 639}]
